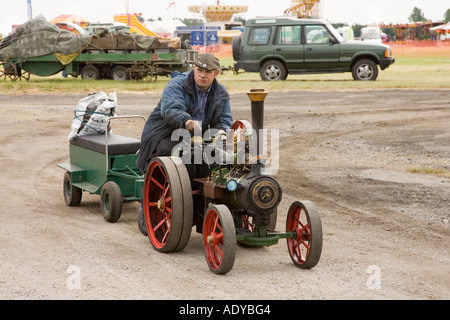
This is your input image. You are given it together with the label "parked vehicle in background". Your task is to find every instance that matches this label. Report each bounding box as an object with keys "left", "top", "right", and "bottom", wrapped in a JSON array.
[
  {"left": 361, "top": 27, "right": 382, "bottom": 43},
  {"left": 233, "top": 17, "right": 395, "bottom": 81},
  {"left": 336, "top": 26, "right": 354, "bottom": 41},
  {"left": 0, "top": 15, "right": 198, "bottom": 82},
  {"left": 83, "top": 22, "right": 130, "bottom": 35}
]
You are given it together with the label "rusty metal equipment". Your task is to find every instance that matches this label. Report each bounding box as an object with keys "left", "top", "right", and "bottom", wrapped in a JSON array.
[{"left": 142, "top": 89, "right": 323, "bottom": 274}]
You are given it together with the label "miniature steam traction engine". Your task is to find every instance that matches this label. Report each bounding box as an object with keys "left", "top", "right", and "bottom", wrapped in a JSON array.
[{"left": 143, "top": 89, "right": 323, "bottom": 274}]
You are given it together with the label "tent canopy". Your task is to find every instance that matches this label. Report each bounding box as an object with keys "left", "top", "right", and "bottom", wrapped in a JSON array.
[{"left": 430, "top": 23, "right": 450, "bottom": 31}]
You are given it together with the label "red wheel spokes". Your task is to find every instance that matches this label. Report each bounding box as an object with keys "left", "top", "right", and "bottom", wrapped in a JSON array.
[
  {"left": 146, "top": 162, "right": 173, "bottom": 248},
  {"left": 150, "top": 176, "right": 165, "bottom": 191},
  {"left": 242, "top": 214, "right": 255, "bottom": 232},
  {"left": 288, "top": 207, "right": 311, "bottom": 264},
  {"left": 204, "top": 211, "right": 225, "bottom": 270}
]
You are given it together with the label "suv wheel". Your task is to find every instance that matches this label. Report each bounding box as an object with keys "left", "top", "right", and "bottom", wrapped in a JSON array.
[
  {"left": 232, "top": 36, "right": 242, "bottom": 61},
  {"left": 352, "top": 59, "right": 378, "bottom": 81},
  {"left": 260, "top": 60, "right": 287, "bottom": 81}
]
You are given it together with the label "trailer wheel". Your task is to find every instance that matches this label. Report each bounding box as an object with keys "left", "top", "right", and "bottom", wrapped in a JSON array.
[
  {"left": 81, "top": 65, "right": 100, "bottom": 80},
  {"left": 286, "top": 200, "right": 322, "bottom": 269},
  {"left": 143, "top": 157, "right": 190, "bottom": 253},
  {"left": 100, "top": 181, "right": 123, "bottom": 223},
  {"left": 129, "top": 63, "right": 157, "bottom": 82},
  {"left": 63, "top": 172, "right": 82, "bottom": 206},
  {"left": 111, "top": 66, "right": 130, "bottom": 81},
  {"left": 0, "top": 62, "right": 18, "bottom": 81},
  {"left": 203, "top": 204, "right": 236, "bottom": 274},
  {"left": 18, "top": 69, "right": 30, "bottom": 81}
]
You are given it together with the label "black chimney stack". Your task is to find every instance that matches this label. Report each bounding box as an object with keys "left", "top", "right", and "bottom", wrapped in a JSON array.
[{"left": 246, "top": 89, "right": 268, "bottom": 168}]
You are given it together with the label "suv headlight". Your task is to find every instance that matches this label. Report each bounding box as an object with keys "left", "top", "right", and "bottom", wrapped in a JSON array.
[{"left": 384, "top": 48, "right": 392, "bottom": 58}]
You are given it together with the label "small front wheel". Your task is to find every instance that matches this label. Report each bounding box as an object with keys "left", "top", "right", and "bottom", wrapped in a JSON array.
[
  {"left": 286, "top": 200, "right": 322, "bottom": 269},
  {"left": 203, "top": 204, "right": 236, "bottom": 274},
  {"left": 100, "top": 181, "right": 123, "bottom": 223},
  {"left": 63, "top": 172, "right": 82, "bottom": 206}
]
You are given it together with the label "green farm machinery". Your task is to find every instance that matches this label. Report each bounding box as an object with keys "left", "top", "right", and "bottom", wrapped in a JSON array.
[{"left": 0, "top": 15, "right": 197, "bottom": 82}]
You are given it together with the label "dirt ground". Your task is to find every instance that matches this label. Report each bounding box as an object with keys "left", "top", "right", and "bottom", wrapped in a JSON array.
[{"left": 0, "top": 89, "right": 448, "bottom": 300}]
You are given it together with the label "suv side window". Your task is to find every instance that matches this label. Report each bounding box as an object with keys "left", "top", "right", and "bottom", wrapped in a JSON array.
[
  {"left": 248, "top": 27, "right": 272, "bottom": 45},
  {"left": 276, "top": 25, "right": 301, "bottom": 45},
  {"left": 305, "top": 25, "right": 333, "bottom": 44}
]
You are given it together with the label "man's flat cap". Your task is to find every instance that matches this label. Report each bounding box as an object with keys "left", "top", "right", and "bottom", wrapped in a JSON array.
[{"left": 193, "top": 53, "right": 221, "bottom": 71}]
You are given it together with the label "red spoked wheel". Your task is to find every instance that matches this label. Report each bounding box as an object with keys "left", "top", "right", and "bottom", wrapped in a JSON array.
[
  {"left": 286, "top": 200, "right": 322, "bottom": 269},
  {"left": 0, "top": 62, "right": 18, "bottom": 81},
  {"left": 143, "top": 157, "right": 192, "bottom": 253},
  {"left": 203, "top": 204, "right": 236, "bottom": 274}
]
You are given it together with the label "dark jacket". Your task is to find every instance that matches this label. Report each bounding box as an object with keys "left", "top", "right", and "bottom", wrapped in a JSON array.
[{"left": 136, "top": 70, "right": 233, "bottom": 173}]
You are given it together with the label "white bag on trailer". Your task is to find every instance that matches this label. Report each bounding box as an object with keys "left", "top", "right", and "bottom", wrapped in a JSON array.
[{"left": 68, "top": 92, "right": 117, "bottom": 140}]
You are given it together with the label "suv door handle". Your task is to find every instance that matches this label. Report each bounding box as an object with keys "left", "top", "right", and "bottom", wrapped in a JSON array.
[
  {"left": 276, "top": 48, "right": 282, "bottom": 52},
  {"left": 306, "top": 47, "right": 312, "bottom": 51}
]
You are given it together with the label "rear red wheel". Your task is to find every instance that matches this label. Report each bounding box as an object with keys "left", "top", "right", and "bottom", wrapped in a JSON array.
[
  {"left": 203, "top": 204, "right": 236, "bottom": 274},
  {"left": 286, "top": 201, "right": 322, "bottom": 269},
  {"left": 143, "top": 157, "right": 191, "bottom": 253}
]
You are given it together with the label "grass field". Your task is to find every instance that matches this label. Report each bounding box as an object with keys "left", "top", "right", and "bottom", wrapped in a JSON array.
[{"left": 0, "top": 56, "right": 449, "bottom": 95}]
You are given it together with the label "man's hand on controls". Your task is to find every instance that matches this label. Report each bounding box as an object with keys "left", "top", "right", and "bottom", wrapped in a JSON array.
[
  {"left": 185, "top": 119, "right": 202, "bottom": 135},
  {"left": 185, "top": 119, "right": 227, "bottom": 140}
]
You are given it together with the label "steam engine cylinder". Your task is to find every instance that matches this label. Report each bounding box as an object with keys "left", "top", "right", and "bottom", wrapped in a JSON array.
[{"left": 233, "top": 175, "right": 282, "bottom": 215}]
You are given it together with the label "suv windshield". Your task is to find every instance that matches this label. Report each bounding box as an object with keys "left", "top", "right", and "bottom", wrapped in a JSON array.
[{"left": 325, "top": 22, "right": 345, "bottom": 43}]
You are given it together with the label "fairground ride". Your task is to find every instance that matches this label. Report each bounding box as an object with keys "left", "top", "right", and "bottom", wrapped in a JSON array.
[
  {"left": 188, "top": 1, "right": 248, "bottom": 22},
  {"left": 284, "top": 0, "right": 321, "bottom": 19}
]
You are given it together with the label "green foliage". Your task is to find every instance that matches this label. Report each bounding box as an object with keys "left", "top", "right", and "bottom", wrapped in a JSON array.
[
  {"left": 444, "top": 9, "right": 450, "bottom": 23},
  {"left": 408, "top": 7, "right": 427, "bottom": 22},
  {"left": 381, "top": 27, "right": 396, "bottom": 39},
  {"left": 351, "top": 24, "right": 365, "bottom": 38}
]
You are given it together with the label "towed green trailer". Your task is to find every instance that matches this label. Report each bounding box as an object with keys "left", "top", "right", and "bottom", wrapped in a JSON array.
[{"left": 58, "top": 115, "right": 147, "bottom": 223}]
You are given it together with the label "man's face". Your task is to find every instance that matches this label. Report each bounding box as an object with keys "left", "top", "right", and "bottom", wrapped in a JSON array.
[{"left": 193, "top": 66, "right": 220, "bottom": 92}]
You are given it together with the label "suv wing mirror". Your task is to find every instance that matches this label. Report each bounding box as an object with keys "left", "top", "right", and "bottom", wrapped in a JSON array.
[{"left": 329, "top": 37, "right": 338, "bottom": 44}]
